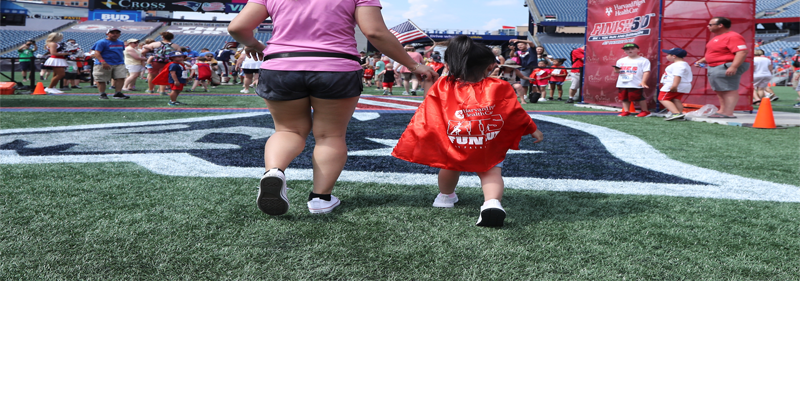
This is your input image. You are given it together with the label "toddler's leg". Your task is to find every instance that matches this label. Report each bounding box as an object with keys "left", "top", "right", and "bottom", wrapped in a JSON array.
[
  {"left": 438, "top": 169, "right": 461, "bottom": 194},
  {"left": 477, "top": 166, "right": 503, "bottom": 202},
  {"left": 659, "top": 99, "right": 678, "bottom": 114},
  {"left": 672, "top": 98, "right": 683, "bottom": 114},
  {"left": 639, "top": 99, "right": 648, "bottom": 112}
]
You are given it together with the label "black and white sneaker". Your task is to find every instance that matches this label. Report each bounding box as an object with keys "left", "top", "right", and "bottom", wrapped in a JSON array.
[
  {"left": 566, "top": 98, "right": 574, "bottom": 104},
  {"left": 99, "top": 93, "right": 109, "bottom": 100},
  {"left": 664, "top": 113, "right": 685, "bottom": 121},
  {"left": 112, "top": 92, "right": 130, "bottom": 99},
  {"left": 308, "top": 195, "right": 341, "bottom": 214},
  {"left": 257, "top": 168, "right": 290, "bottom": 215},
  {"left": 476, "top": 199, "right": 506, "bottom": 228}
]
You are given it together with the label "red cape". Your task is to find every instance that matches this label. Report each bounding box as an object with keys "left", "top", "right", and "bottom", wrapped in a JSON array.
[
  {"left": 152, "top": 63, "right": 171, "bottom": 86},
  {"left": 392, "top": 77, "right": 537, "bottom": 173}
]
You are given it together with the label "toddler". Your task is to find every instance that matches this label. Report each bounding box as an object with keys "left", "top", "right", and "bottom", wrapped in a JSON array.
[{"left": 393, "top": 36, "right": 544, "bottom": 227}]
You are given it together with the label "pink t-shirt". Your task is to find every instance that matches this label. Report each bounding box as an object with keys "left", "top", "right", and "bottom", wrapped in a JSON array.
[
  {"left": 247, "top": 0, "right": 381, "bottom": 72},
  {"left": 398, "top": 51, "right": 422, "bottom": 73}
]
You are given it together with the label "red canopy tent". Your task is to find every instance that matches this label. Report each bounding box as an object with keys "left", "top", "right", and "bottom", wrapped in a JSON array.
[{"left": 583, "top": 0, "right": 755, "bottom": 112}]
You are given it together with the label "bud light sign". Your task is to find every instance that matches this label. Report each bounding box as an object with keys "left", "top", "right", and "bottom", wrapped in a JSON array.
[{"left": 89, "top": 10, "right": 143, "bottom": 22}]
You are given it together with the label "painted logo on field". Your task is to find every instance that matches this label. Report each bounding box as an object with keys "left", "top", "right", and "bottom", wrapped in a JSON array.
[{"left": 1, "top": 113, "right": 798, "bottom": 202}]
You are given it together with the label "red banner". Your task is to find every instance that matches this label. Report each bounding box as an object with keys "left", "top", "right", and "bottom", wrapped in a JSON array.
[{"left": 584, "top": 0, "right": 661, "bottom": 108}]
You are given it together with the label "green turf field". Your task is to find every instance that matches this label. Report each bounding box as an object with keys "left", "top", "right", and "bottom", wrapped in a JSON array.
[{"left": 1, "top": 83, "right": 798, "bottom": 280}]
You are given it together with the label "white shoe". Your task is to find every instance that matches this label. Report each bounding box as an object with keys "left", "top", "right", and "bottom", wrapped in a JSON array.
[
  {"left": 539, "top": 98, "right": 548, "bottom": 102},
  {"left": 257, "top": 169, "right": 289, "bottom": 215},
  {"left": 432, "top": 193, "right": 458, "bottom": 208},
  {"left": 240, "top": 88, "right": 249, "bottom": 93},
  {"left": 476, "top": 199, "right": 506, "bottom": 227},
  {"left": 664, "top": 113, "right": 685, "bottom": 121},
  {"left": 44, "top": 87, "right": 64, "bottom": 94},
  {"left": 402, "top": 91, "right": 410, "bottom": 95},
  {"left": 308, "top": 195, "right": 340, "bottom": 214}
]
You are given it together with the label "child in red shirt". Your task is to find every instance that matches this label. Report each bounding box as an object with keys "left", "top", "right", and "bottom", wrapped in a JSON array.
[
  {"left": 392, "top": 36, "right": 544, "bottom": 227},
  {"left": 532, "top": 59, "right": 551, "bottom": 102},
  {"left": 363, "top": 65, "right": 375, "bottom": 87},
  {"left": 548, "top": 58, "right": 567, "bottom": 100}
]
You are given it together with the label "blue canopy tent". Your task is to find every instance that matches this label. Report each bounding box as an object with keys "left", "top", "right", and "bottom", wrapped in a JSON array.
[{"left": 1, "top": 1, "right": 29, "bottom": 26}]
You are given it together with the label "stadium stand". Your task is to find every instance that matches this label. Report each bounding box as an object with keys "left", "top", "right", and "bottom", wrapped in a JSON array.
[
  {"left": 536, "top": 33, "right": 584, "bottom": 66},
  {"left": 157, "top": 25, "right": 271, "bottom": 53},
  {"left": 0, "top": 19, "right": 73, "bottom": 55},
  {"left": 756, "top": 31, "right": 791, "bottom": 41},
  {"left": 532, "top": 0, "right": 586, "bottom": 23},
  {"left": 758, "top": 35, "right": 800, "bottom": 56},
  {"left": 770, "top": 2, "right": 800, "bottom": 18},
  {"left": 756, "top": 0, "right": 794, "bottom": 13}
]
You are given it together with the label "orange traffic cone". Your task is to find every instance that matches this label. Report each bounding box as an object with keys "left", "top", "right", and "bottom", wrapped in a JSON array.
[
  {"left": 32, "top": 82, "right": 46, "bottom": 95},
  {"left": 753, "top": 97, "right": 776, "bottom": 129},
  {"left": 628, "top": 102, "right": 636, "bottom": 113}
]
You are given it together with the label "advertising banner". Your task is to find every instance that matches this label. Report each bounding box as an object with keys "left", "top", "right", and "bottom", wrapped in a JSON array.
[
  {"left": 88, "top": 10, "right": 142, "bottom": 21},
  {"left": 584, "top": 0, "right": 661, "bottom": 108},
  {"left": 88, "top": 0, "right": 246, "bottom": 13}
]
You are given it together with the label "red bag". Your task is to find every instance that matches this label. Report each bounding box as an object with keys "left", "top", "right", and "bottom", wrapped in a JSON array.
[
  {"left": 392, "top": 77, "right": 537, "bottom": 173},
  {"left": 196, "top": 62, "right": 212, "bottom": 80}
]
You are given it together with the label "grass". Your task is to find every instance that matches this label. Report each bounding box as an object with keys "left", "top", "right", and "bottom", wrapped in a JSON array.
[
  {"left": 1, "top": 163, "right": 798, "bottom": 280},
  {"left": 1, "top": 79, "right": 798, "bottom": 281}
]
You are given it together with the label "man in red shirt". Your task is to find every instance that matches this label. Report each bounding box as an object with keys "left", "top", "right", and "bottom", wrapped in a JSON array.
[
  {"left": 567, "top": 45, "right": 584, "bottom": 103},
  {"left": 694, "top": 17, "right": 750, "bottom": 118}
]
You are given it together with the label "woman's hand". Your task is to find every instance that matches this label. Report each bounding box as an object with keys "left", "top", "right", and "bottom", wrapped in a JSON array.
[
  {"left": 412, "top": 63, "right": 439, "bottom": 84},
  {"left": 244, "top": 42, "right": 266, "bottom": 61}
]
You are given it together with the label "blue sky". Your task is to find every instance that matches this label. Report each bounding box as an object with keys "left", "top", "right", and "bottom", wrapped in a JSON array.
[{"left": 173, "top": 0, "right": 531, "bottom": 32}]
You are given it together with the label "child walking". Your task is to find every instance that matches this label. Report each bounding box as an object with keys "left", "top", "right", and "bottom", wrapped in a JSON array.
[
  {"left": 658, "top": 48, "right": 693, "bottom": 121},
  {"left": 614, "top": 42, "right": 651, "bottom": 117},
  {"left": 189, "top": 56, "right": 212, "bottom": 92},
  {"left": 378, "top": 63, "right": 396, "bottom": 95},
  {"left": 393, "top": 35, "right": 544, "bottom": 227}
]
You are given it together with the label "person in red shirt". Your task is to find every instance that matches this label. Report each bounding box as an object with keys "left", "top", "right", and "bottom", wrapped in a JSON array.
[
  {"left": 567, "top": 45, "right": 584, "bottom": 103},
  {"left": 548, "top": 58, "right": 567, "bottom": 100},
  {"left": 694, "top": 17, "right": 750, "bottom": 118},
  {"left": 363, "top": 65, "right": 375, "bottom": 87},
  {"left": 532, "top": 59, "right": 551, "bottom": 102}
]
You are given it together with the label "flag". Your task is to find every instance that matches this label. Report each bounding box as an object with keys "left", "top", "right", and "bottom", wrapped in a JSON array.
[
  {"left": 389, "top": 20, "right": 428, "bottom": 44},
  {"left": 502, "top": 25, "right": 515, "bottom": 29}
]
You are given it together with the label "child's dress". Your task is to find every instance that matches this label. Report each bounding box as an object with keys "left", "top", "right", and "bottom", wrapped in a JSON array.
[{"left": 392, "top": 77, "right": 537, "bottom": 173}]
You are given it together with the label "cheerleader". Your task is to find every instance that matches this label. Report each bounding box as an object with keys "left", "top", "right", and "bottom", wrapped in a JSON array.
[
  {"left": 393, "top": 36, "right": 544, "bottom": 227},
  {"left": 43, "top": 33, "right": 70, "bottom": 94}
]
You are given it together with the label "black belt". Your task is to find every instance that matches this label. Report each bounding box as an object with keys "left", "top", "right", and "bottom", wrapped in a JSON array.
[{"left": 263, "top": 52, "right": 360, "bottom": 62}]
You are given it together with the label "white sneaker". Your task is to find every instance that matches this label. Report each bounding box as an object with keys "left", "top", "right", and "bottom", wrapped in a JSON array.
[
  {"left": 240, "top": 88, "right": 249, "bottom": 93},
  {"left": 476, "top": 199, "right": 506, "bottom": 227},
  {"left": 308, "top": 195, "right": 341, "bottom": 214},
  {"left": 44, "top": 87, "right": 64, "bottom": 94},
  {"left": 432, "top": 193, "right": 458, "bottom": 208},
  {"left": 402, "top": 91, "right": 410, "bottom": 95},
  {"left": 664, "top": 113, "right": 685, "bottom": 121},
  {"left": 257, "top": 168, "right": 289, "bottom": 215},
  {"left": 539, "top": 98, "right": 548, "bottom": 102}
]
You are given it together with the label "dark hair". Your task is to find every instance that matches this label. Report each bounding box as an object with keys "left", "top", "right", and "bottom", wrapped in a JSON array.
[
  {"left": 444, "top": 35, "right": 496, "bottom": 83},
  {"left": 161, "top": 31, "right": 174, "bottom": 41},
  {"left": 713, "top": 17, "right": 732, "bottom": 28}
]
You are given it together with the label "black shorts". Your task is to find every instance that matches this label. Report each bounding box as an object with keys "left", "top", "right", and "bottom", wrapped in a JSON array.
[
  {"left": 257, "top": 69, "right": 362, "bottom": 101},
  {"left": 19, "top": 61, "right": 34, "bottom": 71},
  {"left": 242, "top": 68, "right": 259, "bottom": 75}
]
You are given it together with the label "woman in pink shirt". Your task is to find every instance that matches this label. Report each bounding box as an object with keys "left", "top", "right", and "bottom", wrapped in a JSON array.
[
  {"left": 398, "top": 45, "right": 424, "bottom": 95},
  {"left": 229, "top": 0, "right": 438, "bottom": 216}
]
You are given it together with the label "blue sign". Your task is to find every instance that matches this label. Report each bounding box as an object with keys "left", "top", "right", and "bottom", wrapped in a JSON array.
[{"left": 88, "top": 10, "right": 142, "bottom": 22}]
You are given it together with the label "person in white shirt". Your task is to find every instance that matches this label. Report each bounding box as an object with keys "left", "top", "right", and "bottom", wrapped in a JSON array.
[
  {"left": 614, "top": 43, "right": 651, "bottom": 117},
  {"left": 658, "top": 48, "right": 693, "bottom": 121},
  {"left": 752, "top": 49, "right": 777, "bottom": 104}
]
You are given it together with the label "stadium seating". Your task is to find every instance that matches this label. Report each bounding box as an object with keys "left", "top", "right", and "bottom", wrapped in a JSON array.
[
  {"left": 2, "top": 31, "right": 153, "bottom": 58},
  {"left": 540, "top": 43, "right": 583, "bottom": 67},
  {"left": 533, "top": 0, "right": 587, "bottom": 23},
  {"left": 169, "top": 33, "right": 272, "bottom": 54},
  {"left": 770, "top": 2, "right": 799, "bottom": 18},
  {"left": 756, "top": 0, "right": 794, "bottom": 13},
  {"left": 758, "top": 35, "right": 800, "bottom": 56}
]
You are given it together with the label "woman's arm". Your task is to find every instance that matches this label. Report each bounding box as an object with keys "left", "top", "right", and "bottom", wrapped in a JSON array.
[
  {"left": 228, "top": 3, "right": 269, "bottom": 59},
  {"left": 355, "top": 7, "right": 438, "bottom": 82}
]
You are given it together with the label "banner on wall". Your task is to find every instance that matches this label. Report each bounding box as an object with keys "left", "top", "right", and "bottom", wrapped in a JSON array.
[
  {"left": 88, "top": 0, "right": 246, "bottom": 13},
  {"left": 88, "top": 10, "right": 142, "bottom": 21},
  {"left": 584, "top": 0, "right": 661, "bottom": 108}
]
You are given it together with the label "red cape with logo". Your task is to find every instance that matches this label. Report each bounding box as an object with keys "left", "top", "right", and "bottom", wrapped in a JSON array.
[{"left": 392, "top": 77, "right": 537, "bottom": 173}]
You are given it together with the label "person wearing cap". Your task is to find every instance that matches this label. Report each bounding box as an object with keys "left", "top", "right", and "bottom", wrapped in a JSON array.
[
  {"left": 123, "top": 39, "right": 145, "bottom": 91},
  {"left": 167, "top": 51, "right": 188, "bottom": 106},
  {"left": 658, "top": 48, "right": 693, "bottom": 121},
  {"left": 141, "top": 32, "right": 182, "bottom": 94},
  {"left": 91, "top": 28, "right": 129, "bottom": 100},
  {"left": 492, "top": 58, "right": 531, "bottom": 104},
  {"left": 614, "top": 42, "right": 651, "bottom": 117},
  {"left": 693, "top": 17, "right": 749, "bottom": 118}
]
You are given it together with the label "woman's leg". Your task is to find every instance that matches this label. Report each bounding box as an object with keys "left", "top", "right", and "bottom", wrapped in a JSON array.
[
  {"left": 263, "top": 97, "right": 313, "bottom": 171},
  {"left": 438, "top": 169, "right": 461, "bottom": 194},
  {"left": 124, "top": 71, "right": 139, "bottom": 90},
  {"left": 47, "top": 68, "right": 65, "bottom": 89},
  {"left": 307, "top": 96, "right": 360, "bottom": 194},
  {"left": 477, "top": 167, "right": 504, "bottom": 202}
]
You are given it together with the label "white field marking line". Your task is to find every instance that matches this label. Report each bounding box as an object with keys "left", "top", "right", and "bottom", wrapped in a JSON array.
[
  {"left": 357, "top": 98, "right": 420, "bottom": 110},
  {"left": 2, "top": 113, "right": 798, "bottom": 202},
  {"left": 360, "top": 95, "right": 425, "bottom": 104}
]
